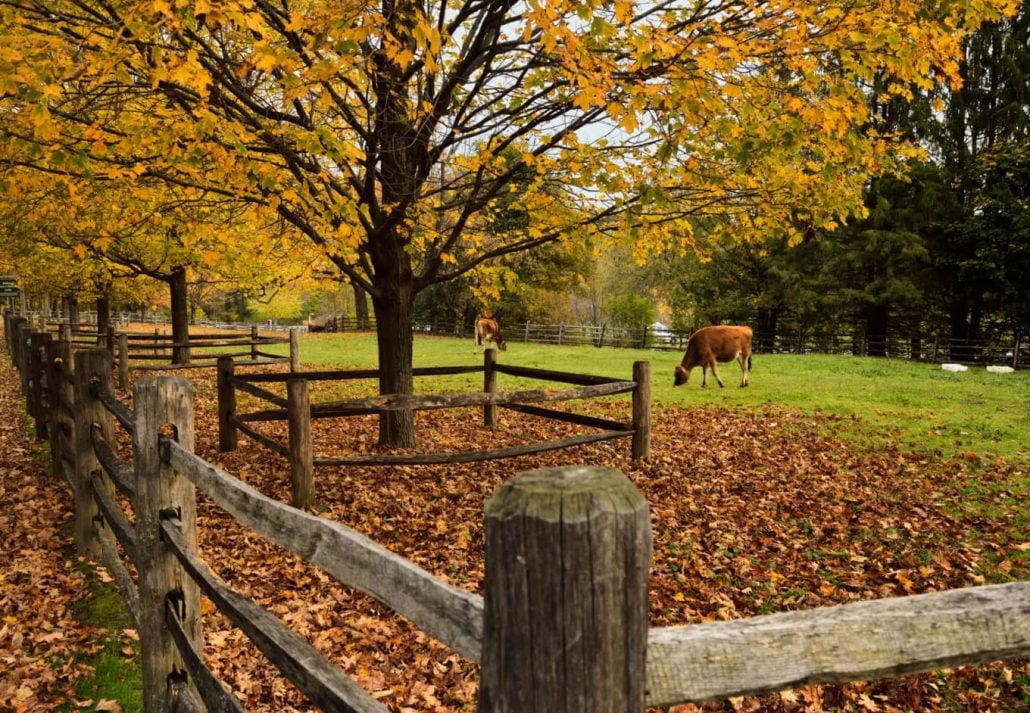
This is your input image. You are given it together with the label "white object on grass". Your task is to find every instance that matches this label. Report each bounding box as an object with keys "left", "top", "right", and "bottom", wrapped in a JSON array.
[
  {"left": 986, "top": 365, "right": 1015, "bottom": 374},
  {"left": 941, "top": 363, "right": 968, "bottom": 372}
]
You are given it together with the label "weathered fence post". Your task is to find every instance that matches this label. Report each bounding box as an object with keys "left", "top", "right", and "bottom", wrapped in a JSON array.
[
  {"left": 118, "top": 333, "right": 129, "bottom": 389},
  {"left": 631, "top": 361, "right": 651, "bottom": 460},
  {"left": 73, "top": 349, "right": 115, "bottom": 558},
  {"left": 250, "top": 324, "right": 260, "bottom": 361},
  {"left": 133, "top": 376, "right": 201, "bottom": 712},
  {"left": 289, "top": 327, "right": 300, "bottom": 372},
  {"left": 29, "top": 331, "right": 51, "bottom": 439},
  {"left": 478, "top": 466, "right": 651, "bottom": 712},
  {"left": 106, "top": 325, "right": 116, "bottom": 353},
  {"left": 287, "top": 377, "right": 314, "bottom": 509},
  {"left": 483, "top": 348, "right": 497, "bottom": 428},
  {"left": 15, "top": 321, "right": 31, "bottom": 397},
  {"left": 216, "top": 355, "right": 238, "bottom": 452},
  {"left": 1014, "top": 332, "right": 1022, "bottom": 370},
  {"left": 46, "top": 338, "right": 74, "bottom": 481}
]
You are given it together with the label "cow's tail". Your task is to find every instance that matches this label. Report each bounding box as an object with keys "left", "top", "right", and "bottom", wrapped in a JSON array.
[{"left": 748, "top": 354, "right": 752, "bottom": 370}]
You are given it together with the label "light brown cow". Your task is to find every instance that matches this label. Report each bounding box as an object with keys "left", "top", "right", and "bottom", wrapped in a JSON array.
[
  {"left": 673, "top": 325, "right": 752, "bottom": 388},
  {"left": 474, "top": 317, "right": 507, "bottom": 353}
]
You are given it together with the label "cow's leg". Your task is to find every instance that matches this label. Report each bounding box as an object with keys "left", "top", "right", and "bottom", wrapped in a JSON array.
[
  {"left": 738, "top": 353, "right": 749, "bottom": 387},
  {"left": 710, "top": 360, "right": 725, "bottom": 388}
]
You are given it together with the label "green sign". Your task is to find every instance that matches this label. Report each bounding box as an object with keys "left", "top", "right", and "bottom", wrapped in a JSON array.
[
  {"left": 0, "top": 275, "right": 17, "bottom": 287},
  {"left": 0, "top": 286, "right": 20, "bottom": 297}
]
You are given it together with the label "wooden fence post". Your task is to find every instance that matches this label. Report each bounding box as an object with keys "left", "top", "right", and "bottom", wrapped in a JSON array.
[
  {"left": 483, "top": 348, "right": 497, "bottom": 428},
  {"left": 133, "top": 376, "right": 201, "bottom": 712},
  {"left": 287, "top": 377, "right": 314, "bottom": 509},
  {"left": 106, "top": 325, "right": 116, "bottom": 353},
  {"left": 289, "top": 327, "right": 300, "bottom": 372},
  {"left": 631, "top": 361, "right": 651, "bottom": 460},
  {"left": 118, "top": 333, "right": 129, "bottom": 389},
  {"left": 251, "top": 324, "right": 260, "bottom": 361},
  {"left": 29, "top": 331, "right": 51, "bottom": 439},
  {"left": 15, "top": 321, "right": 31, "bottom": 397},
  {"left": 216, "top": 355, "right": 238, "bottom": 452},
  {"left": 478, "top": 466, "right": 651, "bottom": 712},
  {"left": 46, "top": 338, "right": 74, "bottom": 481},
  {"left": 72, "top": 349, "right": 115, "bottom": 558}
]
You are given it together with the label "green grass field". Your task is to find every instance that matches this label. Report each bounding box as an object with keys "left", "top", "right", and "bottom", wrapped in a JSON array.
[{"left": 261, "top": 330, "right": 1030, "bottom": 464}]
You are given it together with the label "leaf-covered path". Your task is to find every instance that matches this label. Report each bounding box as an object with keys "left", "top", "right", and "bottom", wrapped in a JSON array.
[
  {"left": 0, "top": 354, "right": 123, "bottom": 710},
  {"left": 1, "top": 353, "right": 1026, "bottom": 711}
]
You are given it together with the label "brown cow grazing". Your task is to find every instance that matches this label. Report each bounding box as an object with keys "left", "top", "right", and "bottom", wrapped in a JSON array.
[
  {"left": 474, "top": 318, "right": 507, "bottom": 353},
  {"left": 673, "top": 325, "right": 752, "bottom": 388}
]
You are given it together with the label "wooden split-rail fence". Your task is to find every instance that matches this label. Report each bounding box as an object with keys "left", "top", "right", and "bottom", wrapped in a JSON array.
[
  {"left": 4, "top": 313, "right": 289, "bottom": 384},
  {"left": 2, "top": 316, "right": 1029, "bottom": 712},
  {"left": 217, "top": 349, "right": 652, "bottom": 509}
]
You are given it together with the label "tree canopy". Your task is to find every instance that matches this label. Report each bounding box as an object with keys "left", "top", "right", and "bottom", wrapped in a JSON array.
[{"left": 0, "top": 0, "right": 1018, "bottom": 443}]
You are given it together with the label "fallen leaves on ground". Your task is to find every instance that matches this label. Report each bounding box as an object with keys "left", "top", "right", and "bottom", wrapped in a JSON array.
[{"left": 1, "top": 359, "right": 1026, "bottom": 711}]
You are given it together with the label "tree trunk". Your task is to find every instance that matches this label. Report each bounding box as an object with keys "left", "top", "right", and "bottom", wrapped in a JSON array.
[
  {"left": 96, "top": 296, "right": 110, "bottom": 345},
  {"left": 372, "top": 279, "right": 416, "bottom": 448},
  {"left": 169, "top": 267, "right": 191, "bottom": 365},
  {"left": 948, "top": 294, "right": 972, "bottom": 362},
  {"left": 864, "top": 304, "right": 889, "bottom": 357},
  {"left": 756, "top": 307, "right": 779, "bottom": 353},
  {"left": 353, "top": 282, "right": 370, "bottom": 330},
  {"left": 64, "top": 294, "right": 79, "bottom": 328}
]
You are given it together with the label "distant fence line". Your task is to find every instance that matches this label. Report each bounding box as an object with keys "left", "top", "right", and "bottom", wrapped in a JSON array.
[
  {"left": 10, "top": 308, "right": 1027, "bottom": 368},
  {"left": 3, "top": 314, "right": 1029, "bottom": 711}
]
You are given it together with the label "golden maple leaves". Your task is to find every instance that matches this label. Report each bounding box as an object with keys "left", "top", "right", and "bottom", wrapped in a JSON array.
[{"left": 0, "top": 0, "right": 1021, "bottom": 293}]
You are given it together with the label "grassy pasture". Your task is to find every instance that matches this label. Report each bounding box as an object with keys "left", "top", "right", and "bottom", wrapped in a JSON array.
[{"left": 261, "top": 330, "right": 1030, "bottom": 465}]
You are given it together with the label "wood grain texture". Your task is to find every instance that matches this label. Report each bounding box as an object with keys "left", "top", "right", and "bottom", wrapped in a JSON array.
[
  {"left": 94, "top": 382, "right": 136, "bottom": 435},
  {"left": 73, "top": 349, "right": 114, "bottom": 558},
  {"left": 478, "top": 466, "right": 651, "bottom": 712},
  {"left": 90, "top": 471, "right": 139, "bottom": 565},
  {"left": 165, "top": 441, "right": 485, "bottom": 662},
  {"left": 645, "top": 581, "right": 1030, "bottom": 706},
  {"left": 133, "top": 377, "right": 202, "bottom": 711},
  {"left": 91, "top": 427, "right": 136, "bottom": 495},
  {"left": 287, "top": 378, "right": 314, "bottom": 509},
  {"left": 217, "top": 356, "right": 237, "bottom": 452}
]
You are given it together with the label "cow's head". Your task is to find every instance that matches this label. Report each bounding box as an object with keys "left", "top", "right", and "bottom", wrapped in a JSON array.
[
  {"left": 497, "top": 338, "right": 507, "bottom": 351},
  {"left": 673, "top": 365, "right": 689, "bottom": 386}
]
